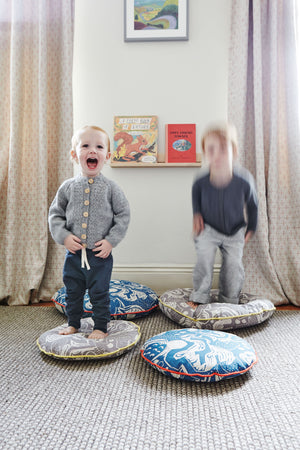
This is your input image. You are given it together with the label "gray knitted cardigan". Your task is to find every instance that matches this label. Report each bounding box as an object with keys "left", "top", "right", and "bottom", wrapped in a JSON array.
[{"left": 49, "top": 173, "right": 130, "bottom": 249}]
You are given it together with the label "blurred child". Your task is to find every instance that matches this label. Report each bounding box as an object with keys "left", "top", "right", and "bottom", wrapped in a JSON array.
[
  {"left": 49, "top": 126, "right": 130, "bottom": 338},
  {"left": 188, "top": 122, "right": 258, "bottom": 306}
]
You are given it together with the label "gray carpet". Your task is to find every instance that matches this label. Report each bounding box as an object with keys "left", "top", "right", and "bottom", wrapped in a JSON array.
[{"left": 0, "top": 306, "right": 299, "bottom": 450}]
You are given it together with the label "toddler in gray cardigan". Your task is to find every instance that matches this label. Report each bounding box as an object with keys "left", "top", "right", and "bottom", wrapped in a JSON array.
[{"left": 49, "top": 126, "right": 130, "bottom": 339}]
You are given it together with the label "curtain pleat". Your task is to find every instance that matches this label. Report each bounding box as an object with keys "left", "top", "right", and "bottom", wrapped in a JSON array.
[
  {"left": 0, "top": 0, "right": 74, "bottom": 304},
  {"left": 228, "top": 0, "right": 300, "bottom": 305}
]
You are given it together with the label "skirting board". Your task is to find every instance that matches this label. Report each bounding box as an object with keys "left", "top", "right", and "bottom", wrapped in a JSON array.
[{"left": 112, "top": 264, "right": 221, "bottom": 296}]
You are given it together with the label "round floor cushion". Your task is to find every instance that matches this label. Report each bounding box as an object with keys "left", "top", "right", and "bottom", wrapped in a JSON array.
[
  {"left": 37, "top": 318, "right": 141, "bottom": 360},
  {"left": 52, "top": 280, "right": 159, "bottom": 320},
  {"left": 159, "top": 288, "right": 275, "bottom": 330},
  {"left": 141, "top": 328, "right": 257, "bottom": 382}
]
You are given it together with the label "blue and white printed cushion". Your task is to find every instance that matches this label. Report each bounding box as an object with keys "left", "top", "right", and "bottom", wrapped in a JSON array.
[
  {"left": 52, "top": 288, "right": 91, "bottom": 316},
  {"left": 52, "top": 279, "right": 159, "bottom": 319},
  {"left": 37, "top": 318, "right": 141, "bottom": 360},
  {"left": 141, "top": 328, "right": 257, "bottom": 382},
  {"left": 159, "top": 289, "right": 275, "bottom": 330},
  {"left": 109, "top": 280, "right": 158, "bottom": 319}
]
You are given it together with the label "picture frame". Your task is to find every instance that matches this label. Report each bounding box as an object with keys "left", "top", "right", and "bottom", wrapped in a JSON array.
[{"left": 124, "top": 0, "right": 189, "bottom": 42}]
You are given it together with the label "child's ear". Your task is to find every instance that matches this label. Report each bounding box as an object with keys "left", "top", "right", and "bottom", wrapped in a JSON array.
[
  {"left": 70, "top": 149, "right": 78, "bottom": 163},
  {"left": 232, "top": 143, "right": 238, "bottom": 160},
  {"left": 106, "top": 151, "right": 111, "bottom": 161}
]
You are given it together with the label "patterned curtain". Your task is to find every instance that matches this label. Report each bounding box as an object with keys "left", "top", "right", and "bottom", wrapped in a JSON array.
[
  {"left": 228, "top": 0, "right": 300, "bottom": 305},
  {"left": 0, "top": 0, "right": 74, "bottom": 305}
]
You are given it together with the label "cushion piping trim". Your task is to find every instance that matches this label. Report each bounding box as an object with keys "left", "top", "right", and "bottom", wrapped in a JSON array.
[
  {"left": 158, "top": 298, "right": 276, "bottom": 322},
  {"left": 36, "top": 323, "right": 141, "bottom": 359},
  {"left": 110, "top": 304, "right": 158, "bottom": 316},
  {"left": 52, "top": 299, "right": 158, "bottom": 316},
  {"left": 140, "top": 349, "right": 258, "bottom": 378}
]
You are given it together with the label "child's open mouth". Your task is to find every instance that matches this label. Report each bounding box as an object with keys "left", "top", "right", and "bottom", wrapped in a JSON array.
[{"left": 87, "top": 158, "right": 98, "bottom": 169}]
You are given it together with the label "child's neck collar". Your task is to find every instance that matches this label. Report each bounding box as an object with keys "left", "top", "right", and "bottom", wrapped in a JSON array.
[
  {"left": 79, "top": 172, "right": 102, "bottom": 179},
  {"left": 209, "top": 169, "right": 233, "bottom": 188}
]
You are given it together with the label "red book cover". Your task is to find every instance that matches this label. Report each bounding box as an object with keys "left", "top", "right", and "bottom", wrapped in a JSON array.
[{"left": 165, "top": 124, "right": 196, "bottom": 163}]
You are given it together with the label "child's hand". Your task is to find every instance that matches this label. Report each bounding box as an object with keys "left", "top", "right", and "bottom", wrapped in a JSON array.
[
  {"left": 64, "top": 235, "right": 83, "bottom": 253},
  {"left": 93, "top": 239, "right": 112, "bottom": 258},
  {"left": 245, "top": 231, "right": 253, "bottom": 244},
  {"left": 193, "top": 214, "right": 204, "bottom": 236}
]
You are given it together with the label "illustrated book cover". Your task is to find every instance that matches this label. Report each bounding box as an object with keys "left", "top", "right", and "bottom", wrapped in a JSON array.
[
  {"left": 112, "top": 115, "right": 158, "bottom": 163},
  {"left": 165, "top": 123, "right": 196, "bottom": 163}
]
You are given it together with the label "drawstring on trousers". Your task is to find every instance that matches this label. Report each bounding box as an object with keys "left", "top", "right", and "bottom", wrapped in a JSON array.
[{"left": 81, "top": 247, "right": 90, "bottom": 270}]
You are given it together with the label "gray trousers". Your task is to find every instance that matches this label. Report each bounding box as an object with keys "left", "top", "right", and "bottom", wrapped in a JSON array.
[{"left": 190, "top": 225, "right": 245, "bottom": 304}]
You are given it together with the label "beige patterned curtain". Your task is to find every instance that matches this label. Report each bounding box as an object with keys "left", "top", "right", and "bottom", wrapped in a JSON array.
[
  {"left": 228, "top": 0, "right": 300, "bottom": 305},
  {"left": 0, "top": 0, "right": 74, "bottom": 305}
]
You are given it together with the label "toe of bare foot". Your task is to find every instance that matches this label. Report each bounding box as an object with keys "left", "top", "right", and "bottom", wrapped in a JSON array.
[
  {"left": 59, "top": 326, "right": 78, "bottom": 335},
  {"left": 187, "top": 301, "right": 198, "bottom": 310},
  {"left": 88, "top": 330, "right": 108, "bottom": 340}
]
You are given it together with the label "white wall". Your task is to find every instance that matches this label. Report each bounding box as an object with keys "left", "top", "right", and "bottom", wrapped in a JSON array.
[{"left": 73, "top": 0, "right": 231, "bottom": 292}]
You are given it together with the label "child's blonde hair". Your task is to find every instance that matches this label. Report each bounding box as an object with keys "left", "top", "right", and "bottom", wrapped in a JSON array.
[
  {"left": 201, "top": 122, "right": 238, "bottom": 158},
  {"left": 71, "top": 125, "right": 111, "bottom": 160}
]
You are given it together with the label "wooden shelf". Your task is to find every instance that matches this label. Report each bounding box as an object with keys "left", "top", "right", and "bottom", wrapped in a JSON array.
[{"left": 110, "top": 162, "right": 202, "bottom": 168}]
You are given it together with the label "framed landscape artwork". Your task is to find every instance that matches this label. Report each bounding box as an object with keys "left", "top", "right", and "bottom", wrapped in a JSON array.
[{"left": 124, "top": 0, "right": 189, "bottom": 42}]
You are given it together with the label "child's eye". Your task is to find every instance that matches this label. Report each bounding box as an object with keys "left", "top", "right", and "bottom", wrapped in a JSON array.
[
  {"left": 97, "top": 145, "right": 104, "bottom": 149},
  {"left": 82, "top": 144, "right": 89, "bottom": 148}
]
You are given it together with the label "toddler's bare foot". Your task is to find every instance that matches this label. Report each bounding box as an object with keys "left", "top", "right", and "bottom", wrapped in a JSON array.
[
  {"left": 187, "top": 301, "right": 199, "bottom": 310},
  {"left": 59, "top": 326, "right": 78, "bottom": 335},
  {"left": 88, "top": 329, "right": 108, "bottom": 340}
]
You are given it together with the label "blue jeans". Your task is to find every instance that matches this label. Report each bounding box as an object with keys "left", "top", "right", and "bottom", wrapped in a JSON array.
[
  {"left": 63, "top": 249, "right": 113, "bottom": 332},
  {"left": 190, "top": 225, "right": 245, "bottom": 304}
]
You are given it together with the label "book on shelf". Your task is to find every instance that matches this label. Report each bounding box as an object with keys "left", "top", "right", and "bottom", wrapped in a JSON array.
[
  {"left": 112, "top": 115, "right": 158, "bottom": 164},
  {"left": 165, "top": 123, "right": 196, "bottom": 163}
]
